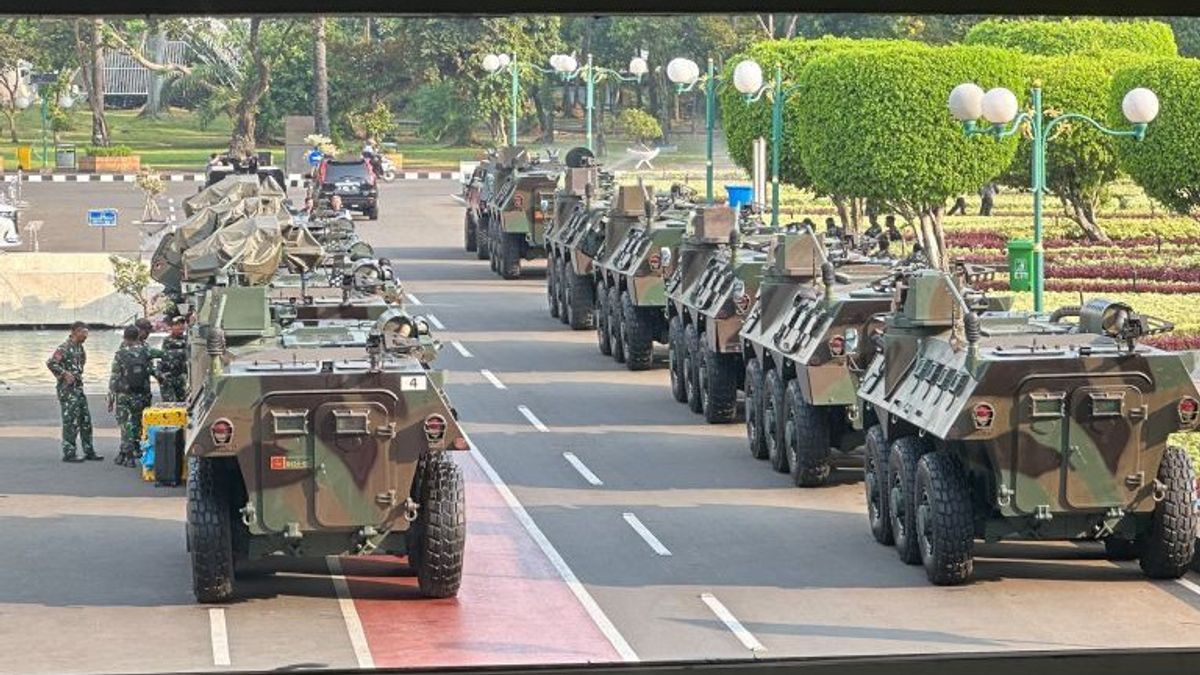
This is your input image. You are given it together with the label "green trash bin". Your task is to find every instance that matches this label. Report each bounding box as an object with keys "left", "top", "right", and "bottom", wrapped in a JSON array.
[{"left": 1006, "top": 239, "right": 1034, "bottom": 292}]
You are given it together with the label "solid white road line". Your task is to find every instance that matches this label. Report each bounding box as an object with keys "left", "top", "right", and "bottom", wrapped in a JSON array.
[
  {"left": 518, "top": 405, "right": 549, "bottom": 432},
  {"left": 326, "top": 556, "right": 376, "bottom": 669},
  {"left": 451, "top": 341, "right": 473, "bottom": 358},
  {"left": 480, "top": 369, "right": 507, "bottom": 389},
  {"left": 1176, "top": 576, "right": 1200, "bottom": 598},
  {"left": 208, "top": 608, "right": 231, "bottom": 667},
  {"left": 700, "top": 593, "right": 766, "bottom": 653},
  {"left": 465, "top": 434, "right": 639, "bottom": 662},
  {"left": 427, "top": 314, "right": 446, "bottom": 330},
  {"left": 405, "top": 292, "right": 422, "bottom": 305},
  {"left": 622, "top": 513, "right": 672, "bottom": 556},
  {"left": 563, "top": 451, "right": 603, "bottom": 486}
]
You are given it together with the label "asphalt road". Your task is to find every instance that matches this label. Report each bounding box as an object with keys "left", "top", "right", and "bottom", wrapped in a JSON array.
[{"left": 4, "top": 179, "right": 1200, "bottom": 674}]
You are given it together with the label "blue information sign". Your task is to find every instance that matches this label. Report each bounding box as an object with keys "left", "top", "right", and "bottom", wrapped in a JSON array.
[
  {"left": 306, "top": 149, "right": 323, "bottom": 167},
  {"left": 87, "top": 208, "right": 118, "bottom": 227}
]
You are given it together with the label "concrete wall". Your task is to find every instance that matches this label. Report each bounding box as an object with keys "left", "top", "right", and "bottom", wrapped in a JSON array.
[{"left": 0, "top": 252, "right": 142, "bottom": 327}]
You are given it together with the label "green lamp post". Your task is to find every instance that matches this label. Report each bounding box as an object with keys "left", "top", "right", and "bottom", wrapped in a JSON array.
[
  {"left": 667, "top": 56, "right": 718, "bottom": 203},
  {"left": 550, "top": 52, "right": 647, "bottom": 154},
  {"left": 949, "top": 82, "right": 1159, "bottom": 313},
  {"left": 481, "top": 53, "right": 522, "bottom": 147},
  {"left": 733, "top": 59, "right": 801, "bottom": 228}
]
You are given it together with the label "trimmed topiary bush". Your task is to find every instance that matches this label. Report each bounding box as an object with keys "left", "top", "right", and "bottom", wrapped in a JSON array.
[{"left": 965, "top": 18, "right": 1177, "bottom": 58}]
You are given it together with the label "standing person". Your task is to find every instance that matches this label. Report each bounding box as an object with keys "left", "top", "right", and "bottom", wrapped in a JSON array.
[
  {"left": 979, "top": 182, "right": 998, "bottom": 216},
  {"left": 135, "top": 317, "right": 154, "bottom": 344},
  {"left": 157, "top": 316, "right": 189, "bottom": 403},
  {"left": 46, "top": 322, "right": 102, "bottom": 463},
  {"left": 108, "top": 325, "right": 163, "bottom": 467},
  {"left": 947, "top": 195, "right": 968, "bottom": 216}
]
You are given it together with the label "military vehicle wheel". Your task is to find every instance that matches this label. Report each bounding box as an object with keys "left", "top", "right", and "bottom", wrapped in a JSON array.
[
  {"left": 684, "top": 324, "right": 702, "bottom": 413},
  {"left": 1138, "top": 445, "right": 1196, "bottom": 579},
  {"left": 621, "top": 291, "right": 654, "bottom": 370},
  {"left": 465, "top": 213, "right": 478, "bottom": 252},
  {"left": 475, "top": 220, "right": 490, "bottom": 260},
  {"left": 596, "top": 282, "right": 612, "bottom": 356},
  {"left": 500, "top": 234, "right": 522, "bottom": 279},
  {"left": 915, "top": 450, "right": 974, "bottom": 585},
  {"left": 888, "top": 435, "right": 931, "bottom": 565},
  {"left": 764, "top": 369, "right": 789, "bottom": 474},
  {"left": 701, "top": 338, "right": 739, "bottom": 424},
  {"left": 557, "top": 260, "right": 571, "bottom": 325},
  {"left": 1104, "top": 537, "right": 1140, "bottom": 561},
  {"left": 744, "top": 358, "right": 767, "bottom": 460},
  {"left": 783, "top": 380, "right": 831, "bottom": 486},
  {"left": 668, "top": 316, "right": 688, "bottom": 403},
  {"left": 547, "top": 256, "right": 560, "bottom": 318},
  {"left": 187, "top": 457, "right": 235, "bottom": 603},
  {"left": 567, "top": 270, "right": 595, "bottom": 330},
  {"left": 864, "top": 425, "right": 893, "bottom": 545},
  {"left": 608, "top": 286, "right": 626, "bottom": 363},
  {"left": 407, "top": 454, "right": 466, "bottom": 598}
]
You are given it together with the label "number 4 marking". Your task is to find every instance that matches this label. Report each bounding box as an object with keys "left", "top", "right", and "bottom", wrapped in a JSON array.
[{"left": 401, "top": 376, "right": 427, "bottom": 391}]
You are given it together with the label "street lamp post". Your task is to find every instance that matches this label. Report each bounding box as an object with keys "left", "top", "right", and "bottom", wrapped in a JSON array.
[
  {"left": 949, "top": 82, "right": 1158, "bottom": 313},
  {"left": 481, "top": 53, "right": 519, "bottom": 146},
  {"left": 667, "top": 56, "right": 717, "bottom": 203},
  {"left": 733, "top": 60, "right": 801, "bottom": 228},
  {"left": 551, "top": 53, "right": 646, "bottom": 154}
]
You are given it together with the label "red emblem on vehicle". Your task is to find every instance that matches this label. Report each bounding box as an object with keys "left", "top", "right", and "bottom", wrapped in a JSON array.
[
  {"left": 1179, "top": 397, "right": 1199, "bottom": 425},
  {"left": 972, "top": 403, "right": 995, "bottom": 430},
  {"left": 735, "top": 293, "right": 752, "bottom": 314},
  {"left": 424, "top": 414, "right": 447, "bottom": 442},
  {"left": 210, "top": 418, "right": 234, "bottom": 445},
  {"left": 512, "top": 194, "right": 525, "bottom": 209},
  {"left": 269, "top": 456, "right": 286, "bottom": 470},
  {"left": 649, "top": 254, "right": 661, "bottom": 271}
]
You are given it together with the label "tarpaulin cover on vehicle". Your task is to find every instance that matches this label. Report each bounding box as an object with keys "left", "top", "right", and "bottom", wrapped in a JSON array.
[
  {"left": 182, "top": 215, "right": 285, "bottom": 284},
  {"left": 183, "top": 174, "right": 286, "bottom": 217}
]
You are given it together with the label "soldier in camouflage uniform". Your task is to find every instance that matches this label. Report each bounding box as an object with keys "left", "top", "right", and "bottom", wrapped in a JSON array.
[
  {"left": 108, "top": 325, "right": 164, "bottom": 467},
  {"left": 157, "top": 316, "right": 189, "bottom": 403},
  {"left": 45, "top": 322, "right": 103, "bottom": 463}
]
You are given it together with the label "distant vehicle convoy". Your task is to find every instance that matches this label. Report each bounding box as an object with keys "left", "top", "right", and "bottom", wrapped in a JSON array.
[{"left": 464, "top": 147, "right": 1200, "bottom": 586}]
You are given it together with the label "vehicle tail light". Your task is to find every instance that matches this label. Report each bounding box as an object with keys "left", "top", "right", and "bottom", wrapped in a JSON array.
[
  {"left": 972, "top": 403, "right": 995, "bottom": 430},
  {"left": 210, "top": 418, "right": 234, "bottom": 445},
  {"left": 1179, "top": 397, "right": 1199, "bottom": 426},
  {"left": 828, "top": 336, "right": 846, "bottom": 357},
  {"left": 424, "top": 414, "right": 447, "bottom": 441}
]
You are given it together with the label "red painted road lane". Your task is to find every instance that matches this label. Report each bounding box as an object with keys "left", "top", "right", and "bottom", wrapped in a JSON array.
[{"left": 341, "top": 453, "right": 623, "bottom": 667}]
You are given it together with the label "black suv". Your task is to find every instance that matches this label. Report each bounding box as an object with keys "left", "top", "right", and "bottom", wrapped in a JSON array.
[{"left": 315, "top": 158, "right": 379, "bottom": 220}]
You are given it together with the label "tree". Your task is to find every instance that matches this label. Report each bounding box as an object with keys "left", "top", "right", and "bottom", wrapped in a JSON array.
[
  {"left": 0, "top": 33, "right": 32, "bottom": 143},
  {"left": 796, "top": 43, "right": 1022, "bottom": 270},
  {"left": 73, "top": 19, "right": 109, "bottom": 146},
  {"left": 618, "top": 108, "right": 662, "bottom": 145},
  {"left": 965, "top": 18, "right": 1177, "bottom": 58},
  {"left": 109, "top": 254, "right": 154, "bottom": 318},
  {"left": 1110, "top": 58, "right": 1200, "bottom": 223},
  {"left": 313, "top": 17, "right": 330, "bottom": 135}
]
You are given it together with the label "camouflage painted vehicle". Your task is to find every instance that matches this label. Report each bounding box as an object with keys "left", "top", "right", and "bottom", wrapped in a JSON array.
[
  {"left": 593, "top": 186, "right": 688, "bottom": 370},
  {"left": 545, "top": 152, "right": 617, "bottom": 330},
  {"left": 463, "top": 157, "right": 494, "bottom": 258},
  {"left": 665, "top": 204, "right": 769, "bottom": 423},
  {"left": 740, "top": 226, "right": 896, "bottom": 486},
  {"left": 184, "top": 285, "right": 467, "bottom": 602},
  {"left": 481, "top": 148, "right": 562, "bottom": 279},
  {"left": 858, "top": 267, "right": 1199, "bottom": 585}
]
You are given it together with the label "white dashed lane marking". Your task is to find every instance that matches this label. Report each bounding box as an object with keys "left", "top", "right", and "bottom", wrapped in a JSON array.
[
  {"left": 622, "top": 513, "right": 672, "bottom": 556},
  {"left": 563, "top": 451, "right": 603, "bottom": 486},
  {"left": 700, "top": 593, "right": 765, "bottom": 653},
  {"left": 480, "top": 369, "right": 507, "bottom": 389},
  {"left": 451, "top": 341, "right": 473, "bottom": 358}
]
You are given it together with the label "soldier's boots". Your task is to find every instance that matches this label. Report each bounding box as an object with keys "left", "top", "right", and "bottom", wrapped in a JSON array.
[
  {"left": 62, "top": 454, "right": 84, "bottom": 463},
  {"left": 114, "top": 451, "right": 136, "bottom": 467},
  {"left": 83, "top": 452, "right": 104, "bottom": 461}
]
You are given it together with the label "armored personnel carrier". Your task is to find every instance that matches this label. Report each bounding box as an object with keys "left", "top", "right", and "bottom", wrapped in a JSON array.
[
  {"left": 665, "top": 204, "right": 768, "bottom": 423},
  {"left": 740, "top": 226, "right": 895, "bottom": 486},
  {"left": 545, "top": 148, "right": 612, "bottom": 330},
  {"left": 481, "top": 148, "right": 561, "bottom": 279},
  {"left": 463, "top": 157, "right": 493, "bottom": 258},
  {"left": 858, "top": 268, "right": 1199, "bottom": 585}
]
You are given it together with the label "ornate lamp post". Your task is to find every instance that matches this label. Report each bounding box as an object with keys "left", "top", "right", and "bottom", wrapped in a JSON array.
[
  {"left": 666, "top": 57, "right": 717, "bottom": 203},
  {"left": 733, "top": 59, "right": 801, "bottom": 228},
  {"left": 550, "top": 52, "right": 647, "bottom": 154}
]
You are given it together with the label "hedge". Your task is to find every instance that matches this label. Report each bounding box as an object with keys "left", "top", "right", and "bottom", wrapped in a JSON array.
[{"left": 964, "top": 18, "right": 1177, "bottom": 58}]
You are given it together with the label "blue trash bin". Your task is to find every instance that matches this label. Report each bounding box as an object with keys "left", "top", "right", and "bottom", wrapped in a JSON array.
[{"left": 725, "top": 185, "right": 754, "bottom": 209}]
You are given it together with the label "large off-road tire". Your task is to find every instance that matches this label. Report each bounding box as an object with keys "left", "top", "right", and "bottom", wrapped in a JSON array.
[
  {"left": 764, "top": 369, "right": 789, "bottom": 474},
  {"left": 684, "top": 323, "right": 702, "bottom": 413},
  {"left": 700, "top": 336, "right": 739, "bottom": 424},
  {"left": 465, "top": 213, "right": 478, "bottom": 252},
  {"left": 567, "top": 269, "right": 595, "bottom": 330},
  {"left": 888, "top": 435, "right": 932, "bottom": 565},
  {"left": 475, "top": 218, "right": 490, "bottom": 260},
  {"left": 621, "top": 291, "right": 654, "bottom": 371},
  {"left": 915, "top": 450, "right": 975, "bottom": 585},
  {"left": 668, "top": 315, "right": 688, "bottom": 403},
  {"left": 596, "top": 281, "right": 612, "bottom": 356},
  {"left": 744, "top": 358, "right": 767, "bottom": 460},
  {"left": 500, "top": 234, "right": 522, "bottom": 280},
  {"left": 407, "top": 454, "right": 466, "bottom": 598},
  {"left": 783, "top": 380, "right": 832, "bottom": 486},
  {"left": 1138, "top": 445, "right": 1197, "bottom": 579},
  {"left": 187, "top": 457, "right": 235, "bottom": 603},
  {"left": 557, "top": 259, "right": 571, "bottom": 325},
  {"left": 608, "top": 286, "right": 626, "bottom": 363},
  {"left": 863, "top": 424, "right": 893, "bottom": 545},
  {"left": 547, "top": 255, "right": 560, "bottom": 318}
]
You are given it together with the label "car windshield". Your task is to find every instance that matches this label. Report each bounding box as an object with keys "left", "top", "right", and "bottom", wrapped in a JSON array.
[{"left": 3, "top": 10, "right": 1200, "bottom": 675}]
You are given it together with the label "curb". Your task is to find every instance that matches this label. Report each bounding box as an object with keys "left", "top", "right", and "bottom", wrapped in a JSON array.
[{"left": 1, "top": 171, "right": 464, "bottom": 187}]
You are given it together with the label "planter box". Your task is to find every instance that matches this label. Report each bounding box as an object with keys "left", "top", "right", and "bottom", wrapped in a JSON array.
[{"left": 78, "top": 155, "right": 141, "bottom": 173}]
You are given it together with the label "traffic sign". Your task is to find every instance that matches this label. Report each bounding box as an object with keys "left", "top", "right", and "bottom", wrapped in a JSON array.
[
  {"left": 29, "top": 73, "right": 58, "bottom": 85},
  {"left": 87, "top": 208, "right": 118, "bottom": 227},
  {"left": 306, "top": 148, "right": 323, "bottom": 167}
]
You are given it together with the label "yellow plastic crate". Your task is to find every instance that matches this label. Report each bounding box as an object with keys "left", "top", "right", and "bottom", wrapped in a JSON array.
[{"left": 141, "top": 405, "right": 188, "bottom": 441}]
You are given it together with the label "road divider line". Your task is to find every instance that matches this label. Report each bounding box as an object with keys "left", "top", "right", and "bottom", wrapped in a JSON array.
[
  {"left": 622, "top": 513, "right": 671, "bottom": 556},
  {"left": 451, "top": 341, "right": 473, "bottom": 358},
  {"left": 481, "top": 369, "right": 507, "bottom": 389},
  {"left": 208, "top": 608, "right": 231, "bottom": 667},
  {"left": 1176, "top": 576, "right": 1200, "bottom": 598},
  {"left": 563, "top": 451, "right": 603, "bottom": 486},
  {"left": 405, "top": 292, "right": 422, "bottom": 305},
  {"left": 465, "top": 433, "right": 639, "bottom": 662},
  {"left": 518, "top": 405, "right": 549, "bottom": 432},
  {"left": 326, "top": 556, "right": 376, "bottom": 669},
  {"left": 427, "top": 314, "right": 445, "bottom": 330},
  {"left": 700, "top": 593, "right": 765, "bottom": 653}
]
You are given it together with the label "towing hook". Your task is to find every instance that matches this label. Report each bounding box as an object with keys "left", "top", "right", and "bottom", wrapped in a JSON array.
[
  {"left": 403, "top": 498, "right": 421, "bottom": 523},
  {"left": 1152, "top": 479, "right": 1168, "bottom": 503}
]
